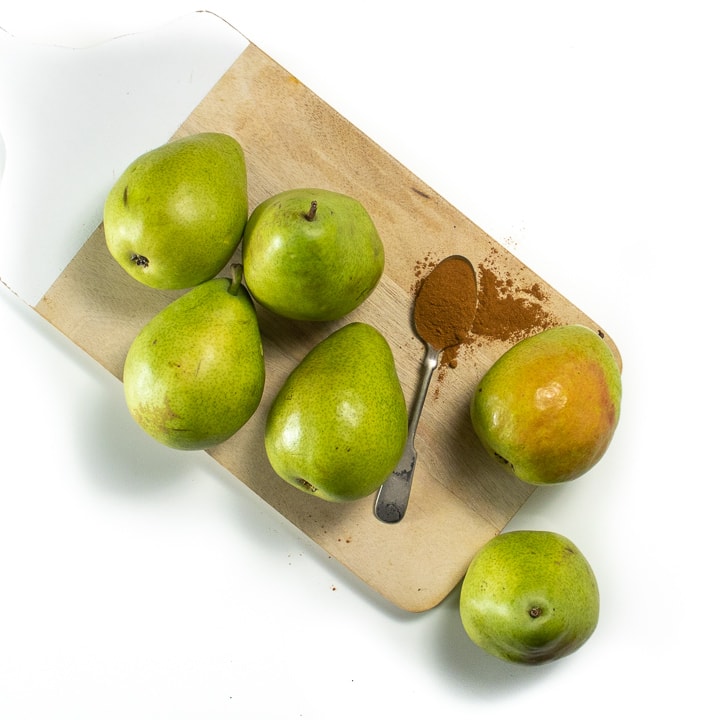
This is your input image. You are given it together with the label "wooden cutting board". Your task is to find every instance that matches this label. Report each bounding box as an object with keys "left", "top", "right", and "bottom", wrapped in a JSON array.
[{"left": 35, "top": 42, "right": 620, "bottom": 612}]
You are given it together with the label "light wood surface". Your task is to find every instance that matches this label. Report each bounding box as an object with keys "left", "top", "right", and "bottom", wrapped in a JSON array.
[{"left": 35, "top": 43, "right": 620, "bottom": 612}]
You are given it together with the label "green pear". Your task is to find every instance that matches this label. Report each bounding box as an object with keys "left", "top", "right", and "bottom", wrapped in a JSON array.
[
  {"left": 470, "top": 324, "right": 621, "bottom": 485},
  {"left": 459, "top": 530, "right": 600, "bottom": 665},
  {"left": 265, "top": 322, "right": 407, "bottom": 501},
  {"left": 123, "top": 266, "right": 264, "bottom": 450},
  {"left": 104, "top": 132, "right": 248, "bottom": 290},
  {"left": 241, "top": 188, "right": 384, "bottom": 321}
]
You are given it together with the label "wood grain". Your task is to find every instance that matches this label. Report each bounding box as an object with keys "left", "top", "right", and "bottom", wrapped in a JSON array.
[{"left": 35, "top": 43, "right": 620, "bottom": 612}]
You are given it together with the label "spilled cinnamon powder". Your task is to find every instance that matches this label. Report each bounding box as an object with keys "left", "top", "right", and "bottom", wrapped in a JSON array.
[
  {"left": 471, "top": 264, "right": 552, "bottom": 343},
  {"left": 412, "top": 249, "right": 556, "bottom": 381}
]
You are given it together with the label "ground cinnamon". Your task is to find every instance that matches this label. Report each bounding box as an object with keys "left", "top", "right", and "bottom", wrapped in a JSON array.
[
  {"left": 413, "top": 255, "right": 477, "bottom": 353},
  {"left": 472, "top": 263, "right": 552, "bottom": 343},
  {"left": 412, "top": 249, "right": 555, "bottom": 379}
]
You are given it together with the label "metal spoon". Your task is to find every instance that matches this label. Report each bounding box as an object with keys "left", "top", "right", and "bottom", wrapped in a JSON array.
[{"left": 374, "top": 255, "right": 477, "bottom": 523}]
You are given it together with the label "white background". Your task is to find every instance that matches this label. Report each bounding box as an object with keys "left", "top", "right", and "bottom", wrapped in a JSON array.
[{"left": 1, "top": 2, "right": 717, "bottom": 718}]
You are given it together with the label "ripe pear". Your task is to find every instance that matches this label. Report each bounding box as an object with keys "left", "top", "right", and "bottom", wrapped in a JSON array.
[
  {"left": 104, "top": 132, "right": 248, "bottom": 290},
  {"left": 265, "top": 322, "right": 407, "bottom": 501},
  {"left": 470, "top": 324, "right": 621, "bottom": 484},
  {"left": 459, "top": 530, "right": 600, "bottom": 665},
  {"left": 241, "top": 188, "right": 384, "bottom": 321},
  {"left": 123, "top": 266, "right": 264, "bottom": 450}
]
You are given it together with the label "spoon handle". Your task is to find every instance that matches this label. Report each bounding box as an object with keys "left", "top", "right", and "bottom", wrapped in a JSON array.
[{"left": 374, "top": 345, "right": 440, "bottom": 523}]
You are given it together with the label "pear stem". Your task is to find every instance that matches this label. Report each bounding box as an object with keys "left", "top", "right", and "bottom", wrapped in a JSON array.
[
  {"left": 229, "top": 263, "right": 244, "bottom": 295},
  {"left": 304, "top": 200, "right": 318, "bottom": 221}
]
